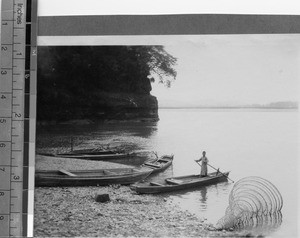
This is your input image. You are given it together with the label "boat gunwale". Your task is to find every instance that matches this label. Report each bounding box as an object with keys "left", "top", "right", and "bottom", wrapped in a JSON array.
[
  {"left": 35, "top": 169, "right": 153, "bottom": 186},
  {"left": 166, "top": 171, "right": 224, "bottom": 180},
  {"left": 134, "top": 171, "right": 230, "bottom": 190},
  {"left": 36, "top": 171, "right": 153, "bottom": 180},
  {"left": 142, "top": 155, "right": 174, "bottom": 171},
  {"left": 57, "top": 153, "right": 128, "bottom": 158},
  {"left": 35, "top": 168, "right": 153, "bottom": 178}
]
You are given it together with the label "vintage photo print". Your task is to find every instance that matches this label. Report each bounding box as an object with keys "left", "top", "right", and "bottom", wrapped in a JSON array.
[{"left": 34, "top": 32, "right": 299, "bottom": 237}]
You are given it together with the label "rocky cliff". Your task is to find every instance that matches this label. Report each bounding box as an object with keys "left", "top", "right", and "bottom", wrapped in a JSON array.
[
  {"left": 46, "top": 92, "right": 159, "bottom": 122},
  {"left": 92, "top": 92, "right": 158, "bottom": 121},
  {"left": 37, "top": 46, "right": 162, "bottom": 123}
]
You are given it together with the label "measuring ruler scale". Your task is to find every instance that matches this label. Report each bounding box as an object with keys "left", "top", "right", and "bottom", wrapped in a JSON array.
[{"left": 0, "top": 0, "right": 37, "bottom": 236}]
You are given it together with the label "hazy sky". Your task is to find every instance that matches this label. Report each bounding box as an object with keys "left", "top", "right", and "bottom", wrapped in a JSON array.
[
  {"left": 150, "top": 34, "right": 300, "bottom": 107},
  {"left": 34, "top": 1, "right": 299, "bottom": 107},
  {"left": 38, "top": 34, "right": 300, "bottom": 107}
]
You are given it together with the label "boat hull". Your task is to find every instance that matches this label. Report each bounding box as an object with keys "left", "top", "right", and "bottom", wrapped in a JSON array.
[
  {"left": 56, "top": 153, "right": 129, "bottom": 160},
  {"left": 35, "top": 168, "right": 152, "bottom": 187},
  {"left": 132, "top": 171, "right": 230, "bottom": 194},
  {"left": 142, "top": 155, "right": 174, "bottom": 174}
]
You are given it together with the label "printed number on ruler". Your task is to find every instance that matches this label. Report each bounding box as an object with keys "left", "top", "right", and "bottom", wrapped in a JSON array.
[{"left": 0, "top": 0, "right": 36, "bottom": 236}]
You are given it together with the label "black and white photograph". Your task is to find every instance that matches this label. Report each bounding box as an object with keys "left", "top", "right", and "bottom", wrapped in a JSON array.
[
  {"left": 2, "top": 0, "right": 300, "bottom": 237},
  {"left": 33, "top": 32, "right": 299, "bottom": 237}
]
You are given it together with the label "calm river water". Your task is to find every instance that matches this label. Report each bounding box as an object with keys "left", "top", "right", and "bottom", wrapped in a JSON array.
[{"left": 37, "top": 108, "right": 298, "bottom": 237}]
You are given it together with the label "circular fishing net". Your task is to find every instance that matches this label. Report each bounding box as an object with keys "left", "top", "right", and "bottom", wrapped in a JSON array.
[{"left": 216, "top": 176, "right": 283, "bottom": 231}]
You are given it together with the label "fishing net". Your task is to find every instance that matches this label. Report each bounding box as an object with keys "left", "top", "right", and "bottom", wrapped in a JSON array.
[{"left": 216, "top": 176, "right": 283, "bottom": 231}]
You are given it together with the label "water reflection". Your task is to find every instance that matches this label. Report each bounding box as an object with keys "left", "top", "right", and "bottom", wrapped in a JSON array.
[
  {"left": 36, "top": 109, "right": 297, "bottom": 237},
  {"left": 199, "top": 187, "right": 207, "bottom": 204},
  {"left": 161, "top": 181, "right": 231, "bottom": 221},
  {"left": 234, "top": 212, "right": 283, "bottom": 236},
  {"left": 37, "top": 120, "right": 158, "bottom": 154},
  {"left": 216, "top": 176, "right": 283, "bottom": 236}
]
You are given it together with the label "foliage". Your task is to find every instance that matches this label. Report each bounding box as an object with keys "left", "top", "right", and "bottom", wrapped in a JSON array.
[{"left": 37, "top": 46, "right": 177, "bottom": 120}]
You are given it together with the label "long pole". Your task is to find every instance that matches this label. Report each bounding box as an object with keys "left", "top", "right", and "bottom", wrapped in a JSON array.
[
  {"left": 206, "top": 163, "right": 234, "bottom": 183},
  {"left": 195, "top": 161, "right": 202, "bottom": 168}
]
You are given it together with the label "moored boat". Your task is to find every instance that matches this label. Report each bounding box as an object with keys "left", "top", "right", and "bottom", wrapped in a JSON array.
[
  {"left": 142, "top": 155, "right": 174, "bottom": 174},
  {"left": 131, "top": 171, "right": 230, "bottom": 194},
  {"left": 54, "top": 149, "right": 129, "bottom": 160},
  {"left": 35, "top": 167, "right": 152, "bottom": 187}
]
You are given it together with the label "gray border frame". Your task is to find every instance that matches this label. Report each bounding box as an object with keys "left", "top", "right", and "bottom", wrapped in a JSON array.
[{"left": 38, "top": 14, "right": 300, "bottom": 36}]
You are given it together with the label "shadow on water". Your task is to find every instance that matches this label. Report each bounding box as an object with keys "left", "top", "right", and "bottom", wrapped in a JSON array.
[
  {"left": 35, "top": 109, "right": 296, "bottom": 237},
  {"left": 216, "top": 176, "right": 284, "bottom": 236},
  {"left": 234, "top": 212, "right": 283, "bottom": 236},
  {"left": 37, "top": 121, "right": 158, "bottom": 138},
  {"left": 36, "top": 121, "right": 158, "bottom": 154},
  {"left": 156, "top": 181, "right": 229, "bottom": 198}
]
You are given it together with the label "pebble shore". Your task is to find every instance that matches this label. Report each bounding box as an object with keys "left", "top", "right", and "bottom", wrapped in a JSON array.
[{"left": 34, "top": 155, "right": 238, "bottom": 237}]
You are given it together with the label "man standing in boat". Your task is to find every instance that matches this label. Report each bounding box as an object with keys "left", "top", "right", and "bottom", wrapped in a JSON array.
[{"left": 195, "top": 151, "right": 208, "bottom": 177}]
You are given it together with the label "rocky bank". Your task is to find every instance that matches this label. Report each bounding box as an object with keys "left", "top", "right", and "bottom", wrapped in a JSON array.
[
  {"left": 34, "top": 155, "right": 239, "bottom": 237},
  {"left": 34, "top": 186, "right": 236, "bottom": 237}
]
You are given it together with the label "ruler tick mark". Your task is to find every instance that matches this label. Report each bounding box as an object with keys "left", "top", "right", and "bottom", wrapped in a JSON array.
[{"left": 2, "top": 0, "right": 38, "bottom": 235}]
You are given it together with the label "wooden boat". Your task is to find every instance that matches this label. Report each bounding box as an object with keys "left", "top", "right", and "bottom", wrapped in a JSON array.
[
  {"left": 55, "top": 150, "right": 129, "bottom": 160},
  {"left": 35, "top": 167, "right": 152, "bottom": 187},
  {"left": 131, "top": 171, "right": 230, "bottom": 194},
  {"left": 142, "top": 155, "right": 174, "bottom": 174}
]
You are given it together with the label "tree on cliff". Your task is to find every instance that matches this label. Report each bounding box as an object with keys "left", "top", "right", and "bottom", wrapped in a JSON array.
[
  {"left": 37, "top": 46, "right": 177, "bottom": 120},
  {"left": 128, "top": 46, "right": 177, "bottom": 87}
]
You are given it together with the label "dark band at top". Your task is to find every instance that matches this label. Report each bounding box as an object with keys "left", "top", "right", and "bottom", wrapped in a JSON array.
[{"left": 38, "top": 14, "right": 300, "bottom": 36}]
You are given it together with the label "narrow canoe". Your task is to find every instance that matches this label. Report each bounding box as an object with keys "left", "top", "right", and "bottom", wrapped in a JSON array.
[
  {"left": 55, "top": 150, "right": 129, "bottom": 160},
  {"left": 131, "top": 171, "right": 230, "bottom": 194},
  {"left": 142, "top": 155, "right": 174, "bottom": 174},
  {"left": 35, "top": 167, "right": 152, "bottom": 187}
]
